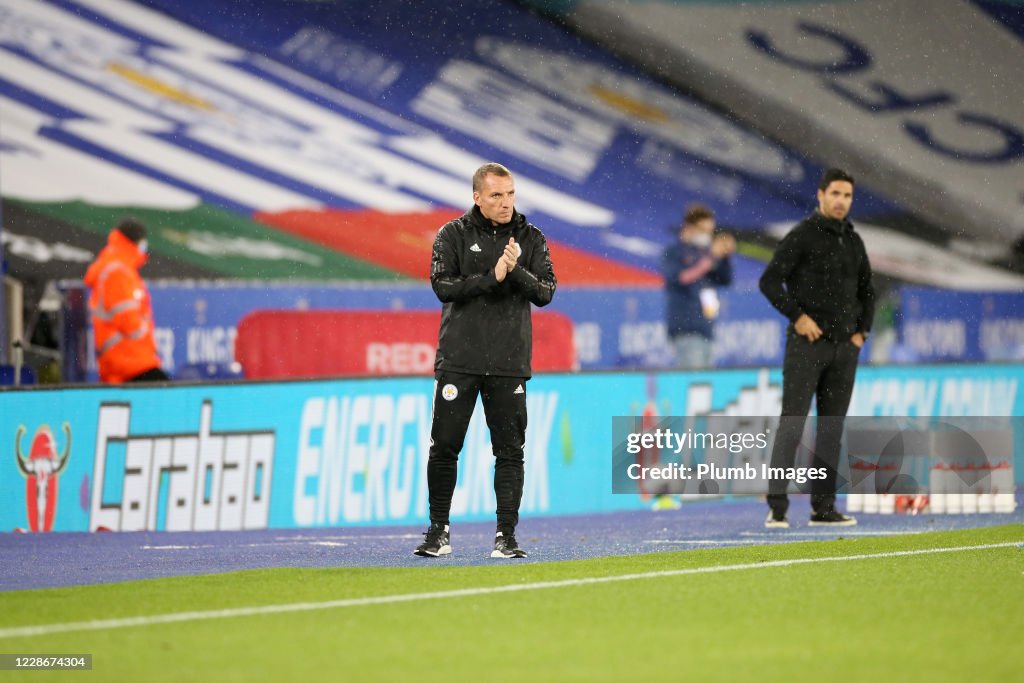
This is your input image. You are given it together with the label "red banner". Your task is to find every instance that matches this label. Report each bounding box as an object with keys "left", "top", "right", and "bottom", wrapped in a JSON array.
[
  {"left": 255, "top": 208, "right": 662, "bottom": 286},
  {"left": 235, "top": 310, "right": 577, "bottom": 379}
]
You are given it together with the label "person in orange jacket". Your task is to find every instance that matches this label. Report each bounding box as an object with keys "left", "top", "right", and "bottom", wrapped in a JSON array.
[{"left": 84, "top": 218, "right": 168, "bottom": 383}]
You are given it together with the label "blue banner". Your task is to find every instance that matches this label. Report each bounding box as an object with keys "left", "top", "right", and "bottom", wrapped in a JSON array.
[
  {"left": 0, "top": 204, "right": 5, "bottom": 366},
  {"left": 899, "top": 287, "right": 1024, "bottom": 363},
  {"left": 60, "top": 281, "right": 790, "bottom": 378},
  {"left": 2, "top": 364, "right": 1021, "bottom": 532},
  {"left": 66, "top": 280, "right": 1024, "bottom": 378}
]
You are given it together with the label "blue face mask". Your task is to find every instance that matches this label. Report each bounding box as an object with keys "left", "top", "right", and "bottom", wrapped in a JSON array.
[{"left": 137, "top": 239, "right": 149, "bottom": 254}]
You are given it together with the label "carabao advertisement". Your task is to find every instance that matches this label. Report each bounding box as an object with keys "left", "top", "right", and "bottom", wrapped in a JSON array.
[
  {"left": 0, "top": 374, "right": 646, "bottom": 532},
  {"left": 2, "top": 364, "right": 1021, "bottom": 532}
]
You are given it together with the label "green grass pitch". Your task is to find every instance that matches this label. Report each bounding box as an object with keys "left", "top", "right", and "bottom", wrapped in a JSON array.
[{"left": 1, "top": 525, "right": 1021, "bottom": 682}]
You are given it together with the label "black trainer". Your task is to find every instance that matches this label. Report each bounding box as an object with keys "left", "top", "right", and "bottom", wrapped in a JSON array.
[
  {"left": 413, "top": 523, "right": 451, "bottom": 557},
  {"left": 809, "top": 508, "right": 857, "bottom": 527},
  {"left": 490, "top": 528, "right": 527, "bottom": 559},
  {"left": 764, "top": 510, "right": 789, "bottom": 529}
]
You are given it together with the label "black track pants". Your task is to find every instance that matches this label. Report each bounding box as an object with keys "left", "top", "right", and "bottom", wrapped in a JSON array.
[{"left": 427, "top": 372, "right": 528, "bottom": 529}]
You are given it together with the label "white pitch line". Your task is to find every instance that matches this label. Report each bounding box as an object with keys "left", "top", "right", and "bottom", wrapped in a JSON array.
[
  {"left": 141, "top": 541, "right": 350, "bottom": 551},
  {"left": 0, "top": 542, "right": 1017, "bottom": 640},
  {"left": 276, "top": 534, "right": 421, "bottom": 542},
  {"left": 739, "top": 530, "right": 929, "bottom": 538},
  {"left": 645, "top": 539, "right": 775, "bottom": 545}
]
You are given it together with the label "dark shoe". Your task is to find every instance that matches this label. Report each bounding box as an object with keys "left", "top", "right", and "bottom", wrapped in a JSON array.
[
  {"left": 490, "top": 528, "right": 527, "bottom": 559},
  {"left": 764, "top": 510, "right": 790, "bottom": 529},
  {"left": 809, "top": 508, "right": 857, "bottom": 527},
  {"left": 413, "top": 523, "right": 451, "bottom": 557}
]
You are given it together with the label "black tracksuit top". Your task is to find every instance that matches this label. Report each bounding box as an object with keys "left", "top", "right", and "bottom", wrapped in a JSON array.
[
  {"left": 759, "top": 211, "right": 875, "bottom": 341},
  {"left": 431, "top": 206, "right": 557, "bottom": 378}
]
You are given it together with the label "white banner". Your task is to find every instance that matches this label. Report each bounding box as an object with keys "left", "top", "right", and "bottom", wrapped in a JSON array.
[{"left": 567, "top": 0, "right": 1024, "bottom": 242}]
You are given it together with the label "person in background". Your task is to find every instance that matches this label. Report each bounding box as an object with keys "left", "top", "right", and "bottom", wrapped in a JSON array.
[
  {"left": 759, "top": 167, "right": 875, "bottom": 528},
  {"left": 662, "top": 203, "right": 736, "bottom": 370},
  {"left": 84, "top": 218, "right": 168, "bottom": 384},
  {"left": 653, "top": 204, "right": 734, "bottom": 510}
]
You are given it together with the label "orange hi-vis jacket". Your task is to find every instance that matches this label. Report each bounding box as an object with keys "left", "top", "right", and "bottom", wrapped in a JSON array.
[{"left": 84, "top": 229, "right": 161, "bottom": 383}]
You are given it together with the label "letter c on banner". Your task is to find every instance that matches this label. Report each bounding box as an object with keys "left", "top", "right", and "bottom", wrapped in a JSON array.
[
  {"left": 746, "top": 21, "right": 872, "bottom": 75},
  {"left": 905, "top": 112, "right": 1024, "bottom": 163}
]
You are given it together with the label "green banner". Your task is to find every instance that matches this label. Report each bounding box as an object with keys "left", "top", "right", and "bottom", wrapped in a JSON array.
[{"left": 11, "top": 200, "right": 406, "bottom": 281}]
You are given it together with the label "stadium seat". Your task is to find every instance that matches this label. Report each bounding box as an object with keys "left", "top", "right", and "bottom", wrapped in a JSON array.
[{"left": 0, "top": 365, "right": 37, "bottom": 386}]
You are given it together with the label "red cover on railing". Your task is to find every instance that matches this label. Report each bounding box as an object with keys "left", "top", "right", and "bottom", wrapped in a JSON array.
[{"left": 235, "top": 310, "right": 577, "bottom": 379}]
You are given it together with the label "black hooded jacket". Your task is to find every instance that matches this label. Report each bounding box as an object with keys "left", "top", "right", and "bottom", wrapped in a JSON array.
[
  {"left": 431, "top": 206, "right": 556, "bottom": 378},
  {"left": 759, "top": 211, "right": 875, "bottom": 341}
]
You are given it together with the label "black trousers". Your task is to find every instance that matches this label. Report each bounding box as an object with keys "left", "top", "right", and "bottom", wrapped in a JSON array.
[
  {"left": 767, "top": 332, "right": 860, "bottom": 514},
  {"left": 427, "top": 371, "right": 528, "bottom": 529},
  {"left": 127, "top": 367, "right": 170, "bottom": 382}
]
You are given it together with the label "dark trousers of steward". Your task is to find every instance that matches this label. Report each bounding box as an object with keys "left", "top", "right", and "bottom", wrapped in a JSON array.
[
  {"left": 767, "top": 331, "right": 861, "bottom": 515},
  {"left": 428, "top": 371, "right": 528, "bottom": 529}
]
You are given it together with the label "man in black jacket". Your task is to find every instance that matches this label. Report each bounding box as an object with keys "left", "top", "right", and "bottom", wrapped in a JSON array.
[
  {"left": 759, "top": 168, "right": 874, "bottom": 528},
  {"left": 414, "top": 162, "right": 556, "bottom": 559}
]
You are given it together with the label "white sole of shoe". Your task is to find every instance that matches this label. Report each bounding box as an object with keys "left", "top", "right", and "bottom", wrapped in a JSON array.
[
  {"left": 808, "top": 519, "right": 857, "bottom": 527},
  {"left": 490, "top": 549, "right": 527, "bottom": 559},
  {"left": 414, "top": 544, "right": 452, "bottom": 557}
]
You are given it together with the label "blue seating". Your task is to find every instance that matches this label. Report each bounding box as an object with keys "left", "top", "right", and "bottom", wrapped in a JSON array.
[
  {"left": 0, "top": 365, "right": 37, "bottom": 386},
  {"left": 175, "top": 363, "right": 244, "bottom": 382}
]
